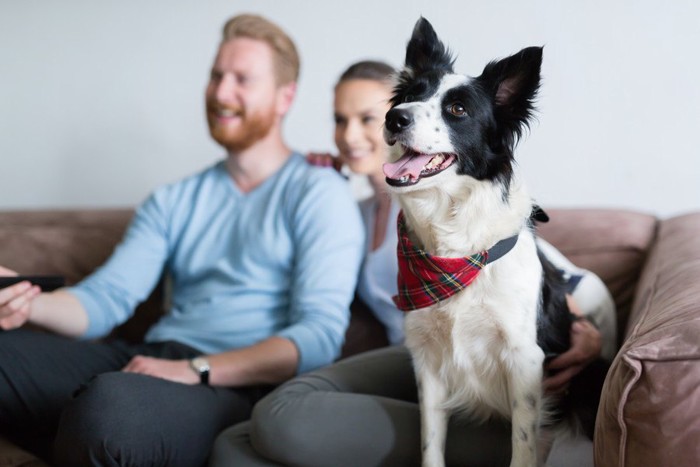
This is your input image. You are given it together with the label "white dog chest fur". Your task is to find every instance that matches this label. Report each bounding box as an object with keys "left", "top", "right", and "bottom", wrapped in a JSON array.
[{"left": 403, "top": 237, "right": 545, "bottom": 422}]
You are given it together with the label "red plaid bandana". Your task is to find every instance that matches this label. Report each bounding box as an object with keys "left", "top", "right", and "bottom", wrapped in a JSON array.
[{"left": 393, "top": 211, "right": 517, "bottom": 312}]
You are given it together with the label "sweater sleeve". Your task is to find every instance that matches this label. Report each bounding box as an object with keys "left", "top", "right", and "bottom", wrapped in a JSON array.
[
  {"left": 69, "top": 192, "right": 171, "bottom": 339},
  {"left": 276, "top": 171, "right": 365, "bottom": 374}
]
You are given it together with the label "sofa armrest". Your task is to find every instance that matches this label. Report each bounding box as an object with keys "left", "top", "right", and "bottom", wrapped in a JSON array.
[{"left": 595, "top": 212, "right": 700, "bottom": 467}]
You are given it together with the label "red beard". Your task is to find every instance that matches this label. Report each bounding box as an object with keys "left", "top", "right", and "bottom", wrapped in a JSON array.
[{"left": 206, "top": 103, "right": 277, "bottom": 152}]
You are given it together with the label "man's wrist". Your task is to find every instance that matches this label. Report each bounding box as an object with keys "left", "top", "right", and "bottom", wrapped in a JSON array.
[{"left": 189, "top": 356, "right": 210, "bottom": 385}]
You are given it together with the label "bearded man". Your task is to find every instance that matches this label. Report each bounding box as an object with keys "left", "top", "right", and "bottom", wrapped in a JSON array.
[{"left": 0, "top": 14, "right": 364, "bottom": 467}]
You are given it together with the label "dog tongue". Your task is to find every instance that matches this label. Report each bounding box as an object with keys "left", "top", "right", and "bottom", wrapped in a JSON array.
[{"left": 383, "top": 152, "right": 434, "bottom": 180}]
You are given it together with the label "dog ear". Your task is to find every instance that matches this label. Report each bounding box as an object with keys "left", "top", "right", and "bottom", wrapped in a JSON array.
[
  {"left": 477, "top": 46, "right": 543, "bottom": 145},
  {"left": 404, "top": 17, "right": 455, "bottom": 75}
]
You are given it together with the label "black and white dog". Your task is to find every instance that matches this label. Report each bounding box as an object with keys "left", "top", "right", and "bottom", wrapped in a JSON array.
[{"left": 383, "top": 18, "right": 601, "bottom": 467}]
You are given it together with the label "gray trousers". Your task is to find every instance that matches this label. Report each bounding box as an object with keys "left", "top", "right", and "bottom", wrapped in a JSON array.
[
  {"left": 209, "top": 252, "right": 612, "bottom": 467},
  {"left": 209, "top": 346, "right": 513, "bottom": 467},
  {"left": 0, "top": 328, "right": 269, "bottom": 467}
]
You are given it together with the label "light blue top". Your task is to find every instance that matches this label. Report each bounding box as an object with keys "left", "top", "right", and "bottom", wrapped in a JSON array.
[
  {"left": 69, "top": 153, "right": 365, "bottom": 374},
  {"left": 357, "top": 197, "right": 405, "bottom": 345}
]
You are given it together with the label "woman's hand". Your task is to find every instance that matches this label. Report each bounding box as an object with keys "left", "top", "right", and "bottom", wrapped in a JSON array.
[
  {"left": 307, "top": 152, "right": 343, "bottom": 171},
  {"left": 542, "top": 295, "right": 602, "bottom": 395},
  {"left": 0, "top": 265, "right": 41, "bottom": 330}
]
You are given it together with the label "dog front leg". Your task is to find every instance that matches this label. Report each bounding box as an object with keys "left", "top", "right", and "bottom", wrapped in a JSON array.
[
  {"left": 508, "top": 351, "right": 544, "bottom": 467},
  {"left": 417, "top": 369, "right": 449, "bottom": 467}
]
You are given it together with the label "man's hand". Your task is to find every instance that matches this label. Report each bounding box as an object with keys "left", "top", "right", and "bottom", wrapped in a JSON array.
[
  {"left": 123, "top": 337, "right": 298, "bottom": 387},
  {"left": 0, "top": 265, "right": 41, "bottom": 330},
  {"left": 122, "top": 355, "right": 199, "bottom": 385},
  {"left": 542, "top": 295, "right": 602, "bottom": 395}
]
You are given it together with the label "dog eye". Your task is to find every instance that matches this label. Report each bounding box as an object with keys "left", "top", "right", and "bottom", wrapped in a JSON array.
[
  {"left": 449, "top": 103, "right": 467, "bottom": 116},
  {"left": 404, "top": 94, "right": 414, "bottom": 103}
]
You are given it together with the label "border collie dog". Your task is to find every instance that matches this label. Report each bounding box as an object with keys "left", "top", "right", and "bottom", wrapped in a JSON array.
[{"left": 383, "top": 18, "right": 582, "bottom": 467}]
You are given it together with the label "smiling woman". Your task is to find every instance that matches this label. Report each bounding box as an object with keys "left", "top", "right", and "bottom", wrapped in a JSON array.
[
  {"left": 329, "top": 61, "right": 407, "bottom": 343},
  {"left": 333, "top": 78, "right": 392, "bottom": 177}
]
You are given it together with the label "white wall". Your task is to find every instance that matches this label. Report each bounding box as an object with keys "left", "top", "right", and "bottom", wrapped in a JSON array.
[{"left": 2, "top": 0, "right": 698, "bottom": 217}]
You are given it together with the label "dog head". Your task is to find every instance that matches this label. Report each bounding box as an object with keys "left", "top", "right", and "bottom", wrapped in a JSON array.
[{"left": 383, "top": 17, "right": 542, "bottom": 193}]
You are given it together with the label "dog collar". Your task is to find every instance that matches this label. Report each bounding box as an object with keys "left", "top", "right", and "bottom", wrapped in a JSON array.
[{"left": 393, "top": 211, "right": 518, "bottom": 312}]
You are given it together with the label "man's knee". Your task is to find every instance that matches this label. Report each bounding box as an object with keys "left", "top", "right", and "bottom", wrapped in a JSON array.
[{"left": 53, "top": 372, "right": 168, "bottom": 466}]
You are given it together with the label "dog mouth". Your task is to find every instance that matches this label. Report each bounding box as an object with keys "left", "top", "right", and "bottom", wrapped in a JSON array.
[{"left": 383, "top": 147, "right": 457, "bottom": 187}]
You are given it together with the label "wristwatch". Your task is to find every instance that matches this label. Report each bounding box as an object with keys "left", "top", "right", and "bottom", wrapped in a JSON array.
[{"left": 189, "top": 356, "right": 210, "bottom": 385}]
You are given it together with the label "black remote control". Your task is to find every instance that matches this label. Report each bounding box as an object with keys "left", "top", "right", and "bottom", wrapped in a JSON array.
[{"left": 0, "top": 275, "right": 65, "bottom": 292}]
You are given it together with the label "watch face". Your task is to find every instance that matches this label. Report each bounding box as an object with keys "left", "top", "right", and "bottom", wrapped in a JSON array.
[
  {"left": 190, "top": 357, "right": 210, "bottom": 385},
  {"left": 191, "top": 357, "right": 210, "bottom": 372}
]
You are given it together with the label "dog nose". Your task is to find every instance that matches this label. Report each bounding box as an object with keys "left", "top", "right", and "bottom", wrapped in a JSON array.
[{"left": 385, "top": 108, "right": 413, "bottom": 133}]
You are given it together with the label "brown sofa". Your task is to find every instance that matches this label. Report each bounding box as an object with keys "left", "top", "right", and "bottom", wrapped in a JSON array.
[{"left": 1, "top": 207, "right": 699, "bottom": 466}]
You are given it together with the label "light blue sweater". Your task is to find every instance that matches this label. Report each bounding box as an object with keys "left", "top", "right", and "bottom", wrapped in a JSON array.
[{"left": 70, "top": 154, "right": 365, "bottom": 374}]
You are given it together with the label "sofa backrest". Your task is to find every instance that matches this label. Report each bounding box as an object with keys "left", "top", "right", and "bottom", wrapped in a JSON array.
[
  {"left": 0, "top": 209, "right": 132, "bottom": 284},
  {"left": 0, "top": 209, "right": 164, "bottom": 342},
  {"left": 537, "top": 208, "right": 658, "bottom": 345},
  {"left": 0, "top": 207, "right": 659, "bottom": 353}
]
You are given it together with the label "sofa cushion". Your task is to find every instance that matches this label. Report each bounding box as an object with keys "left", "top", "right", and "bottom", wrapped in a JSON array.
[
  {"left": 537, "top": 208, "right": 658, "bottom": 346},
  {"left": 594, "top": 212, "right": 700, "bottom": 466},
  {"left": 0, "top": 209, "right": 133, "bottom": 285}
]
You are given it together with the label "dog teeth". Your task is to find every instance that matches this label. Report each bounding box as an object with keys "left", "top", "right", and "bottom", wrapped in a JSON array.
[
  {"left": 425, "top": 154, "right": 445, "bottom": 169},
  {"left": 400, "top": 176, "right": 409, "bottom": 183}
]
